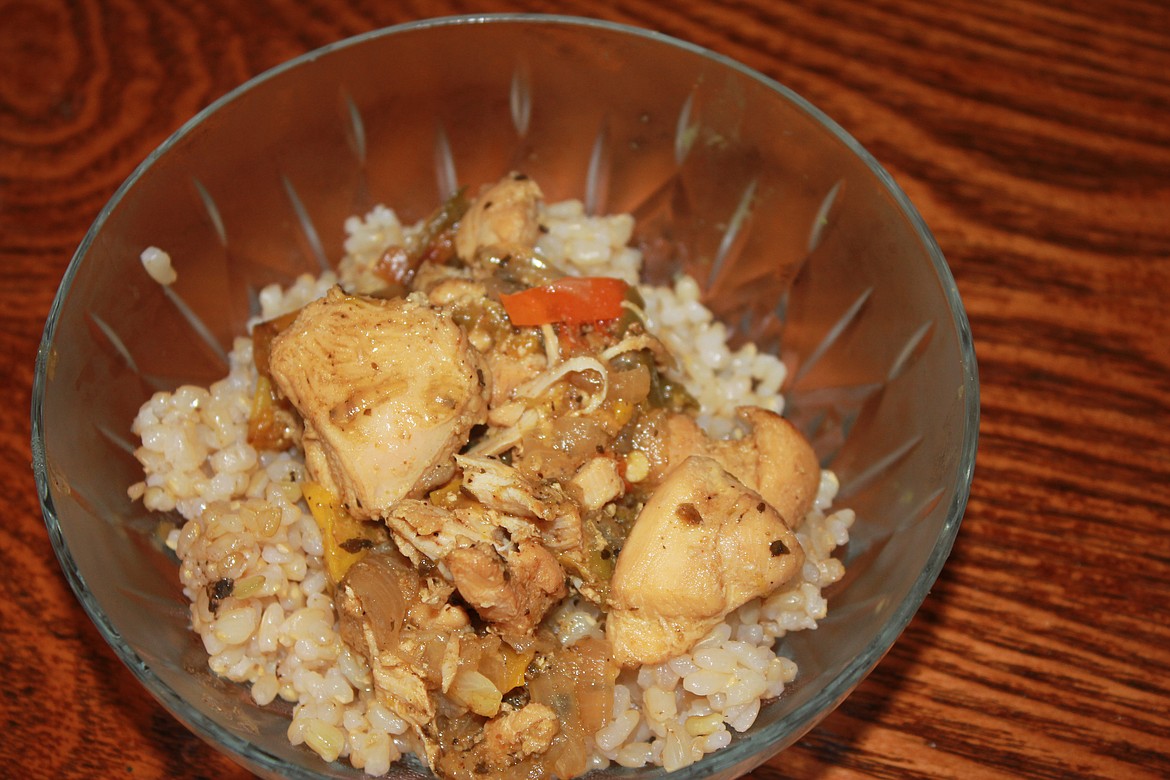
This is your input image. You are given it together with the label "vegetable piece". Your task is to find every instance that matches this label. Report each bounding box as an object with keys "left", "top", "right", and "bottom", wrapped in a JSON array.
[
  {"left": 500, "top": 277, "right": 629, "bottom": 327},
  {"left": 448, "top": 669, "right": 503, "bottom": 717},
  {"left": 472, "top": 636, "right": 534, "bottom": 695},
  {"left": 609, "top": 348, "right": 696, "bottom": 411},
  {"left": 252, "top": 309, "right": 302, "bottom": 378},
  {"left": 477, "top": 246, "right": 562, "bottom": 290},
  {"left": 247, "top": 309, "right": 304, "bottom": 451},
  {"left": 303, "top": 482, "right": 385, "bottom": 582},
  {"left": 556, "top": 535, "right": 615, "bottom": 606},
  {"left": 527, "top": 637, "right": 619, "bottom": 778},
  {"left": 614, "top": 284, "right": 647, "bottom": 338},
  {"left": 498, "top": 644, "right": 536, "bottom": 693},
  {"left": 373, "top": 186, "right": 469, "bottom": 287},
  {"left": 338, "top": 551, "right": 418, "bottom": 651},
  {"left": 246, "top": 375, "right": 298, "bottom": 451}
]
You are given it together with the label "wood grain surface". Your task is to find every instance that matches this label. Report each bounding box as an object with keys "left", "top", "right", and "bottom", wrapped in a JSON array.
[{"left": 3, "top": 0, "right": 1168, "bottom": 778}]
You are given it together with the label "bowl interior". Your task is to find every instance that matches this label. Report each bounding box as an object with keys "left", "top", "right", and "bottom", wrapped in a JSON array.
[{"left": 33, "top": 14, "right": 977, "bottom": 780}]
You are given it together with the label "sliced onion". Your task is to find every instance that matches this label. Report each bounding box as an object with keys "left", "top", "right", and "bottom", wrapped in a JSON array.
[{"left": 448, "top": 668, "right": 502, "bottom": 717}]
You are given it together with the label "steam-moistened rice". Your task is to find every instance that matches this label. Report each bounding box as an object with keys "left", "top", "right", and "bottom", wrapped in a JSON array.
[{"left": 129, "top": 179, "right": 854, "bottom": 777}]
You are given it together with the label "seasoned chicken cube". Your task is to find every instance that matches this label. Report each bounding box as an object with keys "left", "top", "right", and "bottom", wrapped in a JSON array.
[
  {"left": 606, "top": 455, "right": 803, "bottom": 666},
  {"left": 569, "top": 456, "right": 624, "bottom": 512},
  {"left": 268, "top": 288, "right": 490, "bottom": 519},
  {"left": 665, "top": 406, "right": 821, "bottom": 526},
  {"left": 455, "top": 172, "right": 543, "bottom": 261},
  {"left": 447, "top": 541, "right": 567, "bottom": 638}
]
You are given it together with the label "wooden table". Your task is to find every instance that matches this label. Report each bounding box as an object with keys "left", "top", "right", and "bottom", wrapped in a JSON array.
[{"left": 3, "top": 1, "right": 1168, "bottom": 777}]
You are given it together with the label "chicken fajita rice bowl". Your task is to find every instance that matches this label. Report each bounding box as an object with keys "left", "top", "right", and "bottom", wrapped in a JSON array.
[{"left": 128, "top": 173, "right": 854, "bottom": 779}]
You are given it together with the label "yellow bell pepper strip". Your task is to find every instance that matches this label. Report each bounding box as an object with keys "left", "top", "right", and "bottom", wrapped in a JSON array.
[{"left": 302, "top": 482, "right": 385, "bottom": 583}]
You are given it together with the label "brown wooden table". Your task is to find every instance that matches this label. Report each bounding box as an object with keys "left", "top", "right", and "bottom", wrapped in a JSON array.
[{"left": 4, "top": 1, "right": 1168, "bottom": 777}]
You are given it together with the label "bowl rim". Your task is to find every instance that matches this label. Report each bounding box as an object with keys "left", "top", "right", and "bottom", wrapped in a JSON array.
[{"left": 31, "top": 11, "right": 979, "bottom": 779}]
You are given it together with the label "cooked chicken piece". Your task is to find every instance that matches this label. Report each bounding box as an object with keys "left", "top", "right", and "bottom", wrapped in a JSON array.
[
  {"left": 338, "top": 551, "right": 488, "bottom": 770},
  {"left": 456, "top": 454, "right": 583, "bottom": 553},
  {"left": 384, "top": 498, "right": 499, "bottom": 572},
  {"left": 411, "top": 599, "right": 471, "bottom": 634},
  {"left": 569, "top": 456, "right": 624, "bottom": 511},
  {"left": 606, "top": 455, "right": 804, "bottom": 666},
  {"left": 411, "top": 261, "right": 475, "bottom": 300},
  {"left": 414, "top": 262, "right": 549, "bottom": 412},
  {"left": 268, "top": 288, "right": 490, "bottom": 519},
  {"left": 480, "top": 703, "right": 559, "bottom": 767},
  {"left": 447, "top": 541, "right": 567, "bottom": 638},
  {"left": 455, "top": 173, "right": 543, "bottom": 261},
  {"left": 485, "top": 398, "right": 526, "bottom": 429},
  {"left": 423, "top": 275, "right": 489, "bottom": 311},
  {"left": 366, "top": 641, "right": 434, "bottom": 724},
  {"left": 383, "top": 495, "right": 568, "bottom": 637},
  {"left": 664, "top": 406, "right": 821, "bottom": 526},
  {"left": 455, "top": 455, "right": 623, "bottom": 606}
]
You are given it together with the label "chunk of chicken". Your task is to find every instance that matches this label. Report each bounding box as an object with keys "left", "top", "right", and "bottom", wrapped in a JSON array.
[
  {"left": 606, "top": 455, "right": 804, "bottom": 666},
  {"left": 665, "top": 406, "right": 821, "bottom": 527},
  {"left": 423, "top": 275, "right": 490, "bottom": 312},
  {"left": 569, "top": 456, "right": 624, "bottom": 512},
  {"left": 484, "top": 349, "right": 548, "bottom": 414},
  {"left": 480, "top": 703, "right": 560, "bottom": 767},
  {"left": 339, "top": 551, "right": 506, "bottom": 770},
  {"left": 455, "top": 172, "right": 543, "bottom": 261},
  {"left": 268, "top": 288, "right": 490, "bottom": 519},
  {"left": 447, "top": 541, "right": 567, "bottom": 638},
  {"left": 384, "top": 498, "right": 500, "bottom": 571},
  {"left": 410, "top": 260, "right": 475, "bottom": 300},
  {"left": 414, "top": 263, "right": 548, "bottom": 413}
]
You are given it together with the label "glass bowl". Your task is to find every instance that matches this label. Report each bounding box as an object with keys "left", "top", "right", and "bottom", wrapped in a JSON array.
[{"left": 32, "top": 13, "right": 978, "bottom": 780}]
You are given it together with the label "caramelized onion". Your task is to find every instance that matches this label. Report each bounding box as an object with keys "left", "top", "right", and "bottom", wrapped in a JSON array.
[{"left": 339, "top": 550, "right": 419, "bottom": 650}]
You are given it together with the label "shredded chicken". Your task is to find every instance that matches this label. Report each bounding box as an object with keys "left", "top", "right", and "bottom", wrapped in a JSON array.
[
  {"left": 381, "top": 494, "right": 569, "bottom": 638},
  {"left": 336, "top": 553, "right": 437, "bottom": 729},
  {"left": 382, "top": 498, "right": 497, "bottom": 572},
  {"left": 456, "top": 454, "right": 584, "bottom": 554},
  {"left": 514, "top": 355, "right": 609, "bottom": 414},
  {"left": 606, "top": 455, "right": 804, "bottom": 666},
  {"left": 484, "top": 349, "right": 547, "bottom": 414},
  {"left": 268, "top": 288, "right": 490, "bottom": 519}
]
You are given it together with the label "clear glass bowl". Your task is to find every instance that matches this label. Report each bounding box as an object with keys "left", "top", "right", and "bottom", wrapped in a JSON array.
[{"left": 32, "top": 14, "right": 978, "bottom": 780}]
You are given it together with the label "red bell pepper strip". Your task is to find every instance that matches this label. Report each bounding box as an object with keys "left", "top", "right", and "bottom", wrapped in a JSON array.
[{"left": 500, "top": 277, "right": 629, "bottom": 327}]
